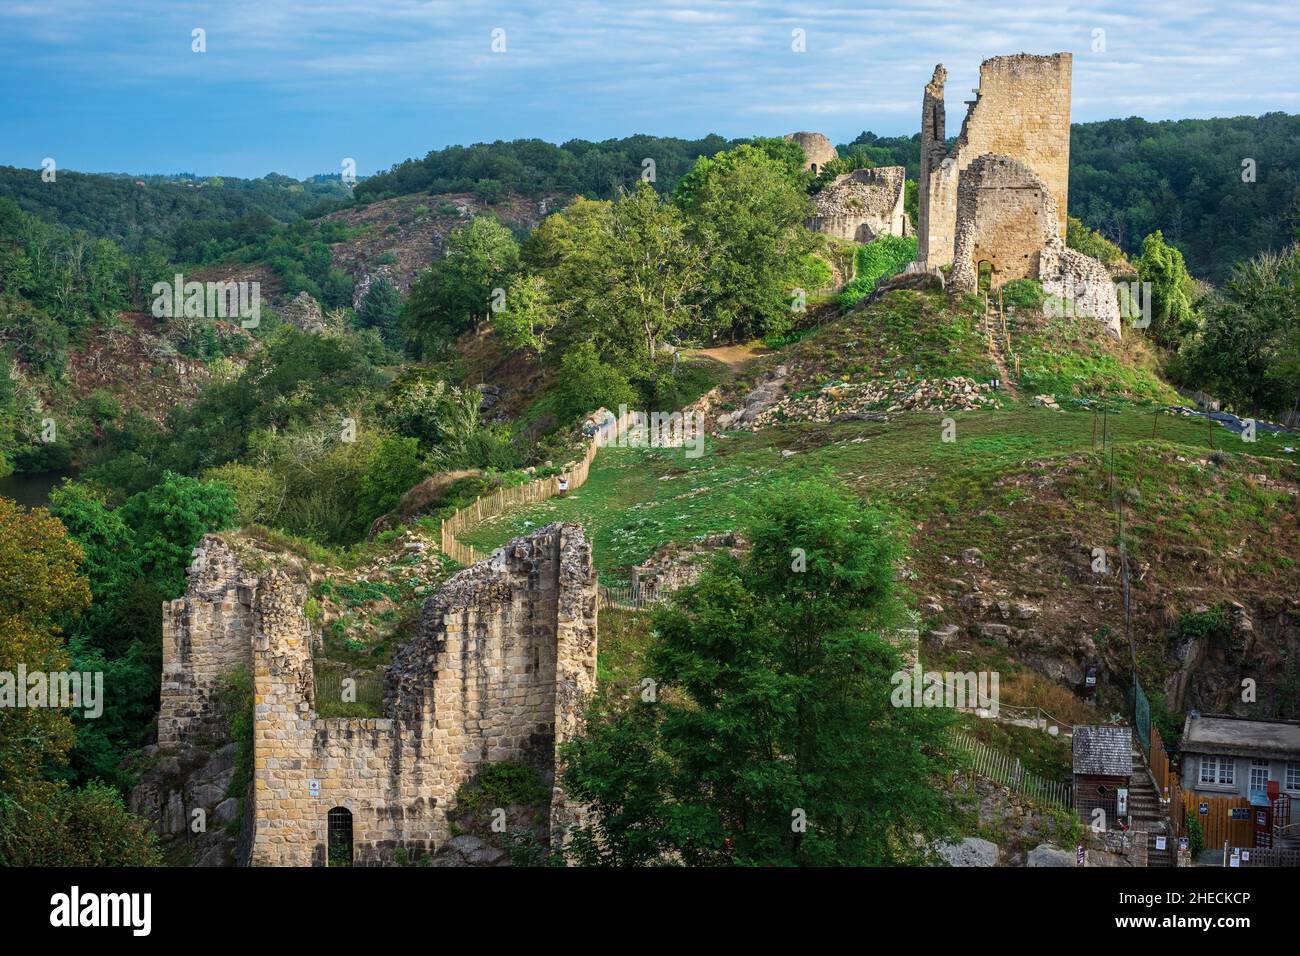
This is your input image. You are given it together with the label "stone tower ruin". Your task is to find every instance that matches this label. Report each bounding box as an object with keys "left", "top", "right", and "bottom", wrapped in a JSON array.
[
  {"left": 917, "top": 53, "right": 1072, "bottom": 271},
  {"left": 913, "top": 52, "right": 1121, "bottom": 336},
  {"left": 145, "top": 523, "right": 598, "bottom": 866}
]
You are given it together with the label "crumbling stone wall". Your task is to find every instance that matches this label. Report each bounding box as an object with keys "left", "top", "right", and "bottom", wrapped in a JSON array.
[
  {"left": 1039, "top": 246, "right": 1123, "bottom": 338},
  {"left": 785, "top": 131, "right": 838, "bottom": 174},
  {"left": 949, "top": 155, "right": 1061, "bottom": 292},
  {"left": 152, "top": 524, "right": 597, "bottom": 866},
  {"left": 158, "top": 544, "right": 256, "bottom": 746},
  {"left": 918, "top": 54, "right": 1072, "bottom": 270},
  {"left": 808, "top": 166, "right": 910, "bottom": 242}
]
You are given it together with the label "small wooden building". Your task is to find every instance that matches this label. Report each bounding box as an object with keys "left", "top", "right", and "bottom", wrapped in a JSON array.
[{"left": 1073, "top": 725, "right": 1133, "bottom": 823}]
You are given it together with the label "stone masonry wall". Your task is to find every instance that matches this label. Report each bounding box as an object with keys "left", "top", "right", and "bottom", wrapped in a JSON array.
[
  {"left": 808, "top": 166, "right": 910, "bottom": 242},
  {"left": 918, "top": 53, "right": 1072, "bottom": 269},
  {"left": 156, "top": 524, "right": 597, "bottom": 866},
  {"left": 949, "top": 154, "right": 1061, "bottom": 292},
  {"left": 158, "top": 540, "right": 256, "bottom": 746}
]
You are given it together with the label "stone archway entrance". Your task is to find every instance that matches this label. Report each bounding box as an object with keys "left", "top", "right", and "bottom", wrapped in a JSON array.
[{"left": 327, "top": 807, "right": 353, "bottom": 867}]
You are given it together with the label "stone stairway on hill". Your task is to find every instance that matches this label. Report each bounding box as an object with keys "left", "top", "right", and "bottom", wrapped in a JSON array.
[{"left": 1129, "top": 744, "right": 1174, "bottom": 867}]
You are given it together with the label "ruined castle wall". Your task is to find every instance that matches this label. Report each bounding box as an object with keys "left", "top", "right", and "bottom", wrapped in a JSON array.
[
  {"left": 242, "top": 523, "right": 597, "bottom": 866},
  {"left": 158, "top": 539, "right": 255, "bottom": 746},
  {"left": 950, "top": 154, "right": 1061, "bottom": 292},
  {"left": 1040, "top": 246, "right": 1123, "bottom": 338},
  {"left": 808, "top": 166, "right": 909, "bottom": 242},
  {"left": 919, "top": 53, "right": 1072, "bottom": 268}
]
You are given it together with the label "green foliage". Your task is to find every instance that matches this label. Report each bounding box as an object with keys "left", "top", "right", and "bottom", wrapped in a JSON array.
[
  {"left": 838, "top": 235, "right": 918, "bottom": 307},
  {"left": 354, "top": 135, "right": 736, "bottom": 203},
  {"left": 0, "top": 781, "right": 161, "bottom": 866},
  {"left": 999, "top": 279, "right": 1046, "bottom": 311},
  {"left": 118, "top": 471, "right": 239, "bottom": 598},
  {"left": 354, "top": 276, "right": 402, "bottom": 350},
  {"left": 454, "top": 762, "right": 550, "bottom": 817},
  {"left": 491, "top": 272, "right": 555, "bottom": 354},
  {"left": 403, "top": 217, "right": 519, "bottom": 356},
  {"left": 552, "top": 342, "right": 640, "bottom": 425},
  {"left": 1069, "top": 113, "right": 1300, "bottom": 281},
  {"left": 216, "top": 666, "right": 254, "bottom": 831},
  {"left": 1185, "top": 810, "right": 1205, "bottom": 856},
  {"left": 1066, "top": 216, "right": 1126, "bottom": 266},
  {"left": 561, "top": 478, "right": 961, "bottom": 866},
  {"left": 675, "top": 144, "right": 816, "bottom": 341},
  {"left": 356, "top": 435, "right": 427, "bottom": 527},
  {"left": 1136, "top": 230, "right": 1198, "bottom": 348},
  {"left": 1179, "top": 243, "right": 1300, "bottom": 417}
]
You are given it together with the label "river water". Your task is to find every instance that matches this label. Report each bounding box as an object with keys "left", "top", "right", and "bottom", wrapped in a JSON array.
[{"left": 0, "top": 470, "right": 73, "bottom": 508}]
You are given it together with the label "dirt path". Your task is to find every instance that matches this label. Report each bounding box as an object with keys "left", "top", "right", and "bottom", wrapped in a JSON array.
[{"left": 689, "top": 343, "right": 772, "bottom": 369}]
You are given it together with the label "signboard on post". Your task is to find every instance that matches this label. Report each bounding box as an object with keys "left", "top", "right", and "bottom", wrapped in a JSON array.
[{"left": 1076, "top": 844, "right": 1085, "bottom": 866}]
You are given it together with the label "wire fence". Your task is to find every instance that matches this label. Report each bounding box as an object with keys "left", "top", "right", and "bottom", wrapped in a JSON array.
[
  {"left": 947, "top": 728, "right": 1073, "bottom": 811},
  {"left": 597, "top": 584, "right": 669, "bottom": 612}
]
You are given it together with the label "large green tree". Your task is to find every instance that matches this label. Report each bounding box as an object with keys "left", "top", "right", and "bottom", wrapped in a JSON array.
[
  {"left": 675, "top": 144, "right": 818, "bottom": 341},
  {"left": 562, "top": 478, "right": 961, "bottom": 866},
  {"left": 403, "top": 217, "right": 520, "bottom": 357}
]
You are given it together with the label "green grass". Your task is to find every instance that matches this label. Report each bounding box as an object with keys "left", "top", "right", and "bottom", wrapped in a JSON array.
[{"left": 459, "top": 403, "right": 1298, "bottom": 580}]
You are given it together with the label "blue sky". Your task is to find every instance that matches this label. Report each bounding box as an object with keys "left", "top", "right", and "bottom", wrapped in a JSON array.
[{"left": 2, "top": 0, "right": 1296, "bottom": 179}]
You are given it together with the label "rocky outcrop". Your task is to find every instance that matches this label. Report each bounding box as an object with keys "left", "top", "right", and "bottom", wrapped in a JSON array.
[{"left": 279, "top": 291, "right": 328, "bottom": 334}]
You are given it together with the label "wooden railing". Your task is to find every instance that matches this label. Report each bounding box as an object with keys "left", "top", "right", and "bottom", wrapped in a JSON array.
[{"left": 439, "top": 408, "right": 637, "bottom": 565}]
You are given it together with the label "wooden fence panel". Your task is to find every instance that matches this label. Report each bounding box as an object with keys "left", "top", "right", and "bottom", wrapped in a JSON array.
[
  {"left": 1179, "top": 791, "right": 1254, "bottom": 849},
  {"left": 439, "top": 409, "right": 638, "bottom": 567}
]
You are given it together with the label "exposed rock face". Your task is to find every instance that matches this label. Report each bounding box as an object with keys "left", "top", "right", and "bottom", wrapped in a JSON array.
[
  {"left": 279, "top": 291, "right": 328, "bottom": 333},
  {"left": 785, "top": 131, "right": 838, "bottom": 174},
  {"left": 809, "top": 166, "right": 910, "bottom": 242},
  {"left": 136, "top": 524, "right": 598, "bottom": 866},
  {"left": 716, "top": 365, "right": 788, "bottom": 430},
  {"left": 937, "top": 836, "right": 1001, "bottom": 867},
  {"left": 1026, "top": 843, "right": 1075, "bottom": 867}
]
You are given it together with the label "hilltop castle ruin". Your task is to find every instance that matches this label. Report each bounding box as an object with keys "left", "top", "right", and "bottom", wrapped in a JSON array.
[
  {"left": 138, "top": 523, "right": 598, "bottom": 866},
  {"left": 915, "top": 52, "right": 1121, "bottom": 335}
]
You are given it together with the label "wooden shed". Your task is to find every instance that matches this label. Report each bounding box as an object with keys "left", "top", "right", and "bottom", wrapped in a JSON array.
[{"left": 1072, "top": 725, "right": 1133, "bottom": 823}]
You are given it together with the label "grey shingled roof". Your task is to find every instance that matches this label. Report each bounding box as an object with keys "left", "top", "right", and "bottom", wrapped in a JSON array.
[
  {"left": 1072, "top": 725, "right": 1133, "bottom": 776},
  {"left": 1180, "top": 715, "right": 1300, "bottom": 760}
]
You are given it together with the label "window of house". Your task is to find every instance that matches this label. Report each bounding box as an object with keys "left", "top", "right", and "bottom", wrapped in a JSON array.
[
  {"left": 1249, "top": 759, "right": 1269, "bottom": 792},
  {"left": 1200, "top": 757, "right": 1218, "bottom": 784},
  {"left": 1288, "top": 762, "right": 1300, "bottom": 791},
  {"left": 1201, "top": 756, "right": 1234, "bottom": 786}
]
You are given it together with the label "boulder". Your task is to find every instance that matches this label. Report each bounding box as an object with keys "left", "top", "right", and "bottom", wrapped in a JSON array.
[
  {"left": 1026, "top": 843, "right": 1075, "bottom": 867},
  {"left": 937, "top": 837, "right": 1001, "bottom": 867}
]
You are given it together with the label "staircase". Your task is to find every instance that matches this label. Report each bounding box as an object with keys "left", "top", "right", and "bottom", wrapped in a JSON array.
[{"left": 1129, "top": 744, "right": 1174, "bottom": 867}]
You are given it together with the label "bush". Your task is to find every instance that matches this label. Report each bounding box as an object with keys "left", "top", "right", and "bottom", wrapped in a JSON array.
[
  {"left": 0, "top": 782, "right": 162, "bottom": 866},
  {"left": 551, "top": 342, "right": 640, "bottom": 424},
  {"left": 1185, "top": 810, "right": 1204, "bottom": 856},
  {"left": 999, "top": 279, "right": 1045, "bottom": 311},
  {"left": 838, "top": 235, "right": 918, "bottom": 308}
]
